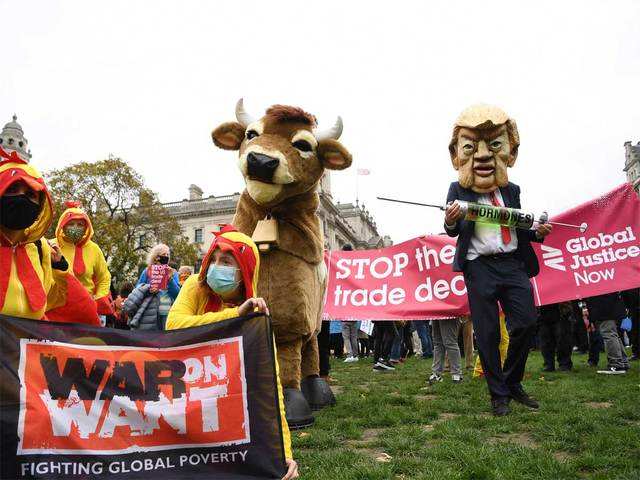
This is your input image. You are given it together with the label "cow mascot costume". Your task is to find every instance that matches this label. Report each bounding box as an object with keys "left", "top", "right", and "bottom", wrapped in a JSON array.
[{"left": 211, "top": 100, "right": 352, "bottom": 428}]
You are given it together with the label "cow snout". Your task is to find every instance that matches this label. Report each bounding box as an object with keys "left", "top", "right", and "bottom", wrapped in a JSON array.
[{"left": 247, "top": 152, "right": 280, "bottom": 182}]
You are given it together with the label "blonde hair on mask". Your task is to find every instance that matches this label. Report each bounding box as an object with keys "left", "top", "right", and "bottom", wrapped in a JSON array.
[
  {"left": 146, "top": 243, "right": 170, "bottom": 266},
  {"left": 448, "top": 119, "right": 520, "bottom": 167}
]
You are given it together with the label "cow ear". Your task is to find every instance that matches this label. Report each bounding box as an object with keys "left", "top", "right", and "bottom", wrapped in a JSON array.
[
  {"left": 211, "top": 122, "right": 245, "bottom": 151},
  {"left": 317, "top": 139, "right": 352, "bottom": 171}
]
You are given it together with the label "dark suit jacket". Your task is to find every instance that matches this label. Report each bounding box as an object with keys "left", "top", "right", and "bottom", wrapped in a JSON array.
[
  {"left": 585, "top": 292, "right": 626, "bottom": 323},
  {"left": 444, "top": 181, "right": 543, "bottom": 277}
]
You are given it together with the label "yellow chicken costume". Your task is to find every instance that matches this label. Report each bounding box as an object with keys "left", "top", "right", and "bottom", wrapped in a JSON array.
[
  {"left": 54, "top": 201, "right": 112, "bottom": 315},
  {"left": 474, "top": 313, "right": 510, "bottom": 378},
  {"left": 167, "top": 225, "right": 292, "bottom": 460},
  {"left": 0, "top": 149, "right": 98, "bottom": 324}
]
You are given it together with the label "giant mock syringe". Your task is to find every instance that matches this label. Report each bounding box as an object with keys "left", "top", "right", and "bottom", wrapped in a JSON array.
[{"left": 376, "top": 197, "right": 588, "bottom": 233}]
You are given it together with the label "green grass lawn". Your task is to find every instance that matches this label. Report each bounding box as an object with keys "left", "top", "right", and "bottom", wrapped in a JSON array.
[{"left": 293, "top": 351, "right": 640, "bottom": 480}]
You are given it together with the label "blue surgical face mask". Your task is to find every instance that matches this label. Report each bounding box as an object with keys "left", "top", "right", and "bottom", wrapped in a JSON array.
[{"left": 206, "top": 264, "right": 240, "bottom": 294}]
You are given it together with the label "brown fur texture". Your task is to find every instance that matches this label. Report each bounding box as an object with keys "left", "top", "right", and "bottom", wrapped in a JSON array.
[
  {"left": 211, "top": 122, "right": 245, "bottom": 150},
  {"left": 234, "top": 190, "right": 324, "bottom": 264},
  {"left": 265, "top": 105, "right": 317, "bottom": 127},
  {"left": 233, "top": 191, "right": 325, "bottom": 388},
  {"left": 213, "top": 103, "right": 351, "bottom": 390},
  {"left": 317, "top": 139, "right": 353, "bottom": 171}
]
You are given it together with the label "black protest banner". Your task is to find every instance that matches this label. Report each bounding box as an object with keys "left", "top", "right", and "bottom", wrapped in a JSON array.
[{"left": 0, "top": 313, "right": 286, "bottom": 479}]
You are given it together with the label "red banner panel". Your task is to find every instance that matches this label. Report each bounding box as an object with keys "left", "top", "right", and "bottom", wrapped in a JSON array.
[{"left": 323, "top": 184, "right": 640, "bottom": 320}]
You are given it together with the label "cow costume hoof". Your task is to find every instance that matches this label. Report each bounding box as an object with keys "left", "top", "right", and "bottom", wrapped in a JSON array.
[
  {"left": 284, "top": 388, "right": 315, "bottom": 430},
  {"left": 301, "top": 376, "right": 336, "bottom": 411}
]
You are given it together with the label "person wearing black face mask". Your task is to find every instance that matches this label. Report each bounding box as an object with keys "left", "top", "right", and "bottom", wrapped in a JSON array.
[
  {"left": 1, "top": 189, "right": 42, "bottom": 230},
  {"left": 0, "top": 151, "right": 70, "bottom": 319}
]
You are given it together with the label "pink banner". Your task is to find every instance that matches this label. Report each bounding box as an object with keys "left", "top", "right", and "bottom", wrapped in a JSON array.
[{"left": 323, "top": 184, "right": 640, "bottom": 320}]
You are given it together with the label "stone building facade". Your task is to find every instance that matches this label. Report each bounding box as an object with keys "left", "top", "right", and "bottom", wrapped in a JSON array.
[
  {"left": 163, "top": 174, "right": 391, "bottom": 270},
  {"left": 0, "top": 115, "right": 32, "bottom": 161},
  {"left": 624, "top": 140, "right": 640, "bottom": 195}
]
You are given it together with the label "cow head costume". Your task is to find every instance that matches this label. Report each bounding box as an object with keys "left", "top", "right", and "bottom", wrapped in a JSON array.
[
  {"left": 213, "top": 99, "right": 351, "bottom": 204},
  {"left": 212, "top": 100, "right": 352, "bottom": 428},
  {"left": 448, "top": 104, "right": 520, "bottom": 194}
]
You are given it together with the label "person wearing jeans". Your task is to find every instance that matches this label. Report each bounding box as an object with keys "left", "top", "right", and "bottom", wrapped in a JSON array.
[
  {"left": 415, "top": 320, "right": 433, "bottom": 358},
  {"left": 584, "top": 293, "right": 630, "bottom": 374},
  {"left": 459, "top": 316, "right": 474, "bottom": 370},
  {"left": 341, "top": 320, "right": 360, "bottom": 362},
  {"left": 430, "top": 318, "right": 463, "bottom": 383}
]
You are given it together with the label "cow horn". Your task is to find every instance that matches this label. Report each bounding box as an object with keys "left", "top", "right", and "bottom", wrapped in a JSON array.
[
  {"left": 315, "top": 116, "right": 343, "bottom": 141},
  {"left": 235, "top": 98, "right": 256, "bottom": 128}
]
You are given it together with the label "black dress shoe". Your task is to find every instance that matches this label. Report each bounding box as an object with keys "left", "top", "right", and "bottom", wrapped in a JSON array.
[
  {"left": 491, "top": 397, "right": 511, "bottom": 416},
  {"left": 541, "top": 366, "right": 555, "bottom": 372},
  {"left": 510, "top": 387, "right": 539, "bottom": 409}
]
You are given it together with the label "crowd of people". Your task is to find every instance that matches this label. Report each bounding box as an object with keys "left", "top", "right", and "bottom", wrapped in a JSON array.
[
  {"left": 318, "top": 289, "right": 639, "bottom": 382},
  {"left": 0, "top": 150, "right": 299, "bottom": 479},
  {"left": 1, "top": 143, "right": 637, "bottom": 479}
]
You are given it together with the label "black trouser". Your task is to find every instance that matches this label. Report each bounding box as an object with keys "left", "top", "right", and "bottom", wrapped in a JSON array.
[
  {"left": 399, "top": 322, "right": 415, "bottom": 358},
  {"left": 318, "top": 321, "right": 331, "bottom": 376},
  {"left": 539, "top": 317, "right": 573, "bottom": 370},
  {"left": 464, "top": 255, "right": 537, "bottom": 400},
  {"left": 621, "top": 289, "right": 639, "bottom": 358},
  {"left": 373, "top": 322, "right": 398, "bottom": 363},
  {"left": 358, "top": 338, "right": 371, "bottom": 357},
  {"left": 631, "top": 313, "right": 640, "bottom": 358},
  {"left": 329, "top": 333, "right": 344, "bottom": 358},
  {"left": 588, "top": 328, "right": 604, "bottom": 365},
  {"left": 628, "top": 306, "right": 640, "bottom": 358},
  {"left": 572, "top": 315, "right": 589, "bottom": 353}
]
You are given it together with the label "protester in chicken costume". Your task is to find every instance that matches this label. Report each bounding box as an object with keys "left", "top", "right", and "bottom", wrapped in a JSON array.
[
  {"left": 167, "top": 225, "right": 299, "bottom": 479},
  {"left": 0, "top": 149, "right": 98, "bottom": 324},
  {"left": 444, "top": 104, "right": 552, "bottom": 416},
  {"left": 53, "top": 201, "right": 113, "bottom": 317},
  {"left": 211, "top": 100, "right": 352, "bottom": 428}
]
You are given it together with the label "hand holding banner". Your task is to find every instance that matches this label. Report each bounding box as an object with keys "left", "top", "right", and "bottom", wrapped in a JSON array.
[{"left": 0, "top": 314, "right": 287, "bottom": 479}]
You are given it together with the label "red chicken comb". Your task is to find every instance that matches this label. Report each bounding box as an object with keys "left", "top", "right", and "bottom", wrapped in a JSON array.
[
  {"left": 212, "top": 224, "right": 237, "bottom": 236},
  {"left": 0, "top": 147, "right": 27, "bottom": 166}
]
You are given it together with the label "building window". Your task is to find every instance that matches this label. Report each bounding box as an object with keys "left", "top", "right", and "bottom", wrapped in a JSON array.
[{"left": 194, "top": 228, "right": 203, "bottom": 243}]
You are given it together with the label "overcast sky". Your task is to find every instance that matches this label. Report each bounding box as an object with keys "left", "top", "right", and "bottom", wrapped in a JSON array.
[{"left": 3, "top": 1, "right": 639, "bottom": 242}]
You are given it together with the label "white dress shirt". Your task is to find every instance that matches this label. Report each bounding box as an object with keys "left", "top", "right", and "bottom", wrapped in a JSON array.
[{"left": 466, "top": 189, "right": 518, "bottom": 261}]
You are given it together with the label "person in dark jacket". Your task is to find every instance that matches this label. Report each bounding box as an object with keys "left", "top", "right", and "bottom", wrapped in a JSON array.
[
  {"left": 444, "top": 104, "right": 552, "bottom": 416},
  {"left": 584, "top": 292, "right": 630, "bottom": 374},
  {"left": 621, "top": 288, "right": 639, "bottom": 361},
  {"left": 123, "top": 284, "right": 161, "bottom": 330}
]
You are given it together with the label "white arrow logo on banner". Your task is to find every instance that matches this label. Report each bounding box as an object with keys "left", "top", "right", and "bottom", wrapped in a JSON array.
[{"left": 541, "top": 245, "right": 566, "bottom": 271}]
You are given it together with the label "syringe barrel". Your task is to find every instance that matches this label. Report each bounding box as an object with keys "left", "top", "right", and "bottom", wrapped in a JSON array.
[{"left": 458, "top": 201, "right": 535, "bottom": 229}]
